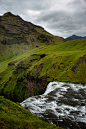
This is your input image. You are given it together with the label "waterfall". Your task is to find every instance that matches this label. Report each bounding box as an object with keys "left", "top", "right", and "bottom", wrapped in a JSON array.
[{"left": 20, "top": 81, "right": 86, "bottom": 129}]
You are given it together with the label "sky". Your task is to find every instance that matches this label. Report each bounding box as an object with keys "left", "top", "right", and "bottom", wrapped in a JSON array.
[{"left": 0, "top": 0, "right": 86, "bottom": 38}]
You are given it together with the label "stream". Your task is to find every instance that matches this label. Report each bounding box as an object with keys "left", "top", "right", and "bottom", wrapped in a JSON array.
[{"left": 20, "top": 81, "right": 86, "bottom": 129}]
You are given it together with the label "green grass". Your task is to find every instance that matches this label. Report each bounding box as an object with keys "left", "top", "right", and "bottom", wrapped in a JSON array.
[
  {"left": 26, "top": 39, "right": 86, "bottom": 83},
  {"left": 0, "top": 43, "right": 30, "bottom": 62},
  {"left": 0, "top": 39, "right": 86, "bottom": 103},
  {"left": 0, "top": 96, "right": 64, "bottom": 129},
  {"left": 30, "top": 50, "right": 86, "bottom": 83},
  {"left": 0, "top": 38, "right": 86, "bottom": 129}
]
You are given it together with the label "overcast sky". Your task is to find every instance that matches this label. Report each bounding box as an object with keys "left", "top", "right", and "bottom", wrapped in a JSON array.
[{"left": 0, "top": 0, "right": 86, "bottom": 38}]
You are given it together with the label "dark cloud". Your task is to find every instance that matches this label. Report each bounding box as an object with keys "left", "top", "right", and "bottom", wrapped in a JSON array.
[
  {"left": 35, "top": 0, "right": 86, "bottom": 37},
  {"left": 0, "top": 0, "right": 86, "bottom": 38}
]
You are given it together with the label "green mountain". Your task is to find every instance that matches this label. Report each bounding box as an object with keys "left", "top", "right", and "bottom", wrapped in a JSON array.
[
  {"left": 0, "top": 12, "right": 65, "bottom": 61},
  {"left": 0, "top": 12, "right": 86, "bottom": 129}
]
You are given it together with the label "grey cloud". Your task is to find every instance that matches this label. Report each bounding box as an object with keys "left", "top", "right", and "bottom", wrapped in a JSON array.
[
  {"left": 67, "top": 0, "right": 86, "bottom": 12},
  {"left": 0, "top": 0, "right": 86, "bottom": 38},
  {"left": 26, "top": 0, "right": 51, "bottom": 11},
  {"left": 36, "top": 11, "right": 68, "bottom": 22},
  {"left": 35, "top": 0, "right": 86, "bottom": 37}
]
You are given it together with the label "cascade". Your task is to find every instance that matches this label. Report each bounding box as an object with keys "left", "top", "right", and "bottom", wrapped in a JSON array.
[{"left": 20, "top": 81, "right": 86, "bottom": 129}]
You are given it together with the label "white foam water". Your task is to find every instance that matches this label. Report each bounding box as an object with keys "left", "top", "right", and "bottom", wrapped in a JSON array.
[{"left": 20, "top": 81, "right": 86, "bottom": 129}]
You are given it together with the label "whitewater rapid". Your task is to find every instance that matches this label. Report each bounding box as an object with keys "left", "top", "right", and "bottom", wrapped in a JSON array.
[{"left": 20, "top": 81, "right": 86, "bottom": 129}]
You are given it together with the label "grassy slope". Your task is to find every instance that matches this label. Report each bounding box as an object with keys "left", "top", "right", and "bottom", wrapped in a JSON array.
[
  {"left": 0, "top": 43, "right": 30, "bottom": 62},
  {"left": 0, "top": 39, "right": 85, "bottom": 129},
  {"left": 0, "top": 39, "right": 86, "bottom": 102},
  {"left": 30, "top": 39, "right": 86, "bottom": 83},
  {"left": 0, "top": 96, "right": 63, "bottom": 129}
]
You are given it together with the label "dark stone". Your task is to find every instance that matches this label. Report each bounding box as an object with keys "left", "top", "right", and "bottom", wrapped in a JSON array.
[
  {"left": 8, "top": 62, "right": 15, "bottom": 66},
  {"left": 40, "top": 54, "right": 46, "bottom": 58}
]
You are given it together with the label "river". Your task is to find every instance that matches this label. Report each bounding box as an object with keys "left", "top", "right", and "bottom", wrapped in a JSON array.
[{"left": 20, "top": 81, "right": 86, "bottom": 129}]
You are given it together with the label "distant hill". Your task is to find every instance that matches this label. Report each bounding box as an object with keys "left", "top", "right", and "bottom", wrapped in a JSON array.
[{"left": 66, "top": 34, "right": 86, "bottom": 40}]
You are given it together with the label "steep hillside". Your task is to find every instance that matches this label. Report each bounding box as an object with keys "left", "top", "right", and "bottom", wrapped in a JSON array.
[
  {"left": 0, "top": 12, "right": 65, "bottom": 61},
  {"left": 0, "top": 39, "right": 86, "bottom": 102},
  {"left": 0, "top": 96, "right": 63, "bottom": 129}
]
